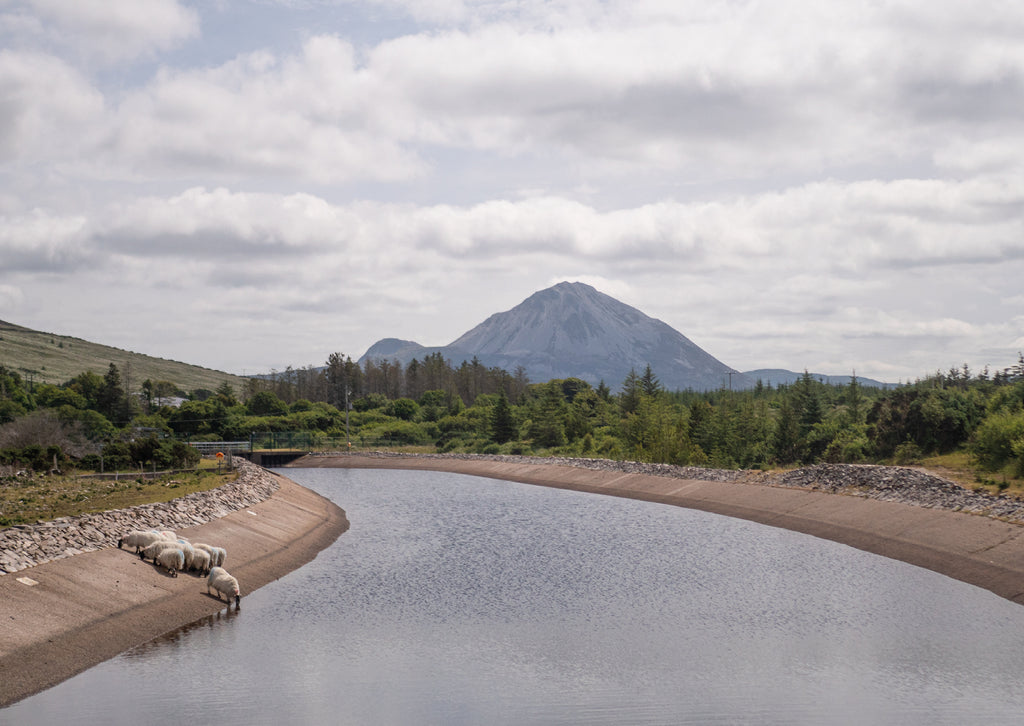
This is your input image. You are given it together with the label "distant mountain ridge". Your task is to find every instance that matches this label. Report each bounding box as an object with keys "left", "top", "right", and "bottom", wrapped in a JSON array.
[
  {"left": 361, "top": 282, "right": 895, "bottom": 391},
  {"left": 743, "top": 369, "right": 895, "bottom": 389},
  {"left": 362, "top": 282, "right": 747, "bottom": 391}
]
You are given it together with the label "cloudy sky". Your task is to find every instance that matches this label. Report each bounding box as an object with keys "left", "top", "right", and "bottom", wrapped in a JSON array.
[{"left": 2, "top": 0, "right": 1023, "bottom": 384}]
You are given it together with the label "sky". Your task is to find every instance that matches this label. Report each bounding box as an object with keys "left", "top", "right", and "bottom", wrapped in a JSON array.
[{"left": 2, "top": 0, "right": 1023, "bottom": 384}]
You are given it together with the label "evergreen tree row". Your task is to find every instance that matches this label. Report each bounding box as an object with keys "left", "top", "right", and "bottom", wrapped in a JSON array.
[{"left": 1, "top": 353, "right": 1023, "bottom": 479}]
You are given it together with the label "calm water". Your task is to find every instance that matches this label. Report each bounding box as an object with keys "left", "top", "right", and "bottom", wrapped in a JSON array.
[{"left": 7, "top": 468, "right": 1024, "bottom": 725}]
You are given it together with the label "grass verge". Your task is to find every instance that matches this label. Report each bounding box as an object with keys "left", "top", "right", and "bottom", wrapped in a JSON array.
[{"left": 0, "top": 460, "right": 239, "bottom": 528}]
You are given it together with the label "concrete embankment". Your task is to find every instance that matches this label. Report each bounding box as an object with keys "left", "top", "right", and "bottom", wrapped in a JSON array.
[
  {"left": 0, "top": 464, "right": 348, "bottom": 708},
  {"left": 295, "top": 453, "right": 1024, "bottom": 607}
]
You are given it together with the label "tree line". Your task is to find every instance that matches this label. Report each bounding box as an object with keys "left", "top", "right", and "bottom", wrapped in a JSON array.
[{"left": 1, "top": 352, "right": 1023, "bottom": 480}]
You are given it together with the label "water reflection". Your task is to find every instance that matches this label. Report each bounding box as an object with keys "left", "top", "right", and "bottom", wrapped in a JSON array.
[
  {"left": 7, "top": 467, "right": 1024, "bottom": 725},
  {"left": 122, "top": 606, "right": 241, "bottom": 660}
]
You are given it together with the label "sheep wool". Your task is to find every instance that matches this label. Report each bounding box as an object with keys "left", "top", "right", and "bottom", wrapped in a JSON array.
[
  {"left": 190, "top": 548, "right": 211, "bottom": 575},
  {"left": 140, "top": 540, "right": 182, "bottom": 562},
  {"left": 207, "top": 566, "right": 241, "bottom": 607},
  {"left": 176, "top": 539, "right": 196, "bottom": 569},
  {"left": 155, "top": 548, "right": 185, "bottom": 577},
  {"left": 118, "top": 530, "right": 165, "bottom": 553},
  {"left": 212, "top": 547, "right": 227, "bottom": 568}
]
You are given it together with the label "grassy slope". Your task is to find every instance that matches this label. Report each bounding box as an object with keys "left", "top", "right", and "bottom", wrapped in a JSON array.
[
  {"left": 0, "top": 461, "right": 239, "bottom": 527},
  {"left": 0, "top": 320, "right": 249, "bottom": 393}
]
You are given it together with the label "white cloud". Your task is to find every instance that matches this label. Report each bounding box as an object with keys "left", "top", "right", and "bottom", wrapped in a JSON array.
[
  {"left": 20, "top": 0, "right": 199, "bottom": 63},
  {"left": 4, "top": 1, "right": 1024, "bottom": 380},
  {"left": 0, "top": 283, "right": 23, "bottom": 311},
  {"left": 0, "top": 50, "right": 104, "bottom": 162},
  {"left": 98, "top": 37, "right": 424, "bottom": 183},
  {"left": 0, "top": 209, "right": 91, "bottom": 271}
]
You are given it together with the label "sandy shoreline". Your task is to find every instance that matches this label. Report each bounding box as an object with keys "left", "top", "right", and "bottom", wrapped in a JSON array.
[{"left": 0, "top": 471, "right": 348, "bottom": 708}]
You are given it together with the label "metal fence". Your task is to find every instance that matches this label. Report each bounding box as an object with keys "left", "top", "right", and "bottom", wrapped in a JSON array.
[
  {"left": 187, "top": 441, "right": 252, "bottom": 454},
  {"left": 187, "top": 433, "right": 423, "bottom": 454}
]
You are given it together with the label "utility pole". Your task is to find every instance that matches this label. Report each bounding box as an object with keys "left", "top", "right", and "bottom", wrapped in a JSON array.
[{"left": 727, "top": 371, "right": 734, "bottom": 390}]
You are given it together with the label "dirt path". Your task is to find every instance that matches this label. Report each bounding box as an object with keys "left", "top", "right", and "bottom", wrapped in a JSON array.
[
  {"left": 0, "top": 472, "right": 348, "bottom": 708},
  {"left": 297, "top": 454, "right": 1024, "bottom": 606}
]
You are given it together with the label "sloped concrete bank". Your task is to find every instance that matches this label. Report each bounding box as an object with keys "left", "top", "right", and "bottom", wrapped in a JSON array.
[
  {"left": 295, "top": 452, "right": 1024, "bottom": 607},
  {"left": 0, "top": 462, "right": 348, "bottom": 708},
  {"left": 0, "top": 460, "right": 282, "bottom": 575}
]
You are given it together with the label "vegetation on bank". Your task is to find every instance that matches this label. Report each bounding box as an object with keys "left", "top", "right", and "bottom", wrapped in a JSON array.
[
  {"left": 1, "top": 351, "right": 1024, "bottom": 520},
  {"left": 0, "top": 462, "right": 238, "bottom": 527}
]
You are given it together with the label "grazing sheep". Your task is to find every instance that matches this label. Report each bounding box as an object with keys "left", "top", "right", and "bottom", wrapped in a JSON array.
[
  {"left": 159, "top": 530, "right": 177, "bottom": 541},
  {"left": 207, "top": 566, "right": 241, "bottom": 607},
  {"left": 194, "top": 543, "right": 226, "bottom": 568},
  {"left": 190, "top": 548, "right": 211, "bottom": 575},
  {"left": 155, "top": 547, "right": 185, "bottom": 577},
  {"left": 176, "top": 539, "right": 196, "bottom": 570},
  {"left": 140, "top": 540, "right": 182, "bottom": 562},
  {"left": 118, "top": 530, "right": 165, "bottom": 553}
]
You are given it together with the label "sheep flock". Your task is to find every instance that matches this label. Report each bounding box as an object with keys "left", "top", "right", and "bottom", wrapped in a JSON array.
[{"left": 118, "top": 528, "right": 241, "bottom": 608}]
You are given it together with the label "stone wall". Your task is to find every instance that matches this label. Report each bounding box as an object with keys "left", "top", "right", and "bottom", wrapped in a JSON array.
[{"left": 0, "top": 460, "right": 279, "bottom": 576}]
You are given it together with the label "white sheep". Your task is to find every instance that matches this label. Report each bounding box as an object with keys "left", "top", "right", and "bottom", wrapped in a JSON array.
[
  {"left": 207, "top": 566, "right": 241, "bottom": 607},
  {"left": 140, "top": 540, "right": 181, "bottom": 562},
  {"left": 190, "top": 547, "right": 211, "bottom": 575},
  {"left": 118, "top": 530, "right": 165, "bottom": 553},
  {"left": 159, "top": 530, "right": 177, "bottom": 541},
  {"left": 176, "top": 539, "right": 196, "bottom": 570},
  {"left": 194, "top": 543, "right": 226, "bottom": 568},
  {"left": 155, "top": 547, "right": 185, "bottom": 577}
]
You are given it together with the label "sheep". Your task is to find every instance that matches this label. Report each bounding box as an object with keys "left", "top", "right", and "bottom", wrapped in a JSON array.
[
  {"left": 155, "top": 547, "right": 185, "bottom": 577},
  {"left": 207, "top": 566, "right": 241, "bottom": 607},
  {"left": 159, "top": 530, "right": 177, "bottom": 541},
  {"left": 194, "top": 543, "right": 226, "bottom": 568},
  {"left": 190, "top": 547, "right": 211, "bottom": 575},
  {"left": 211, "top": 547, "right": 227, "bottom": 568},
  {"left": 118, "top": 530, "right": 165, "bottom": 553},
  {"left": 176, "top": 539, "right": 196, "bottom": 570},
  {"left": 140, "top": 540, "right": 182, "bottom": 562}
]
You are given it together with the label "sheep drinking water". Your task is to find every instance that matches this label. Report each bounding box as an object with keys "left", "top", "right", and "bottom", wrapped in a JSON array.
[{"left": 207, "top": 566, "right": 241, "bottom": 607}]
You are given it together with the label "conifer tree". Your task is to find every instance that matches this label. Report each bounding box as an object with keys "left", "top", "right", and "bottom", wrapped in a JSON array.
[{"left": 490, "top": 390, "right": 516, "bottom": 444}]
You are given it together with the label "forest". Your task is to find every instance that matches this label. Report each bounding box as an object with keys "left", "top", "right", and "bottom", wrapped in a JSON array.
[{"left": 1, "top": 351, "right": 1023, "bottom": 485}]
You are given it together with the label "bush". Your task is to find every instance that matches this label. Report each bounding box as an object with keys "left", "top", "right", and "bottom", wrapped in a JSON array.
[
  {"left": 970, "top": 410, "right": 1024, "bottom": 472},
  {"left": 893, "top": 439, "right": 924, "bottom": 465}
]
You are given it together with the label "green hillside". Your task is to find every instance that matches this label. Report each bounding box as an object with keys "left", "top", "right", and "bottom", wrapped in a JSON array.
[{"left": 0, "top": 320, "right": 250, "bottom": 394}]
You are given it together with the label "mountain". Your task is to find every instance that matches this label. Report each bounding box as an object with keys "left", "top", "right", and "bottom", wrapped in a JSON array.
[
  {"left": 742, "top": 369, "right": 895, "bottom": 389},
  {"left": 0, "top": 319, "right": 249, "bottom": 393},
  {"left": 361, "top": 282, "right": 749, "bottom": 391}
]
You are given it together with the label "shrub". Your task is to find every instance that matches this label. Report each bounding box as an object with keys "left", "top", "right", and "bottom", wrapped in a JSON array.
[
  {"left": 893, "top": 439, "right": 923, "bottom": 465},
  {"left": 970, "top": 410, "right": 1024, "bottom": 472}
]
